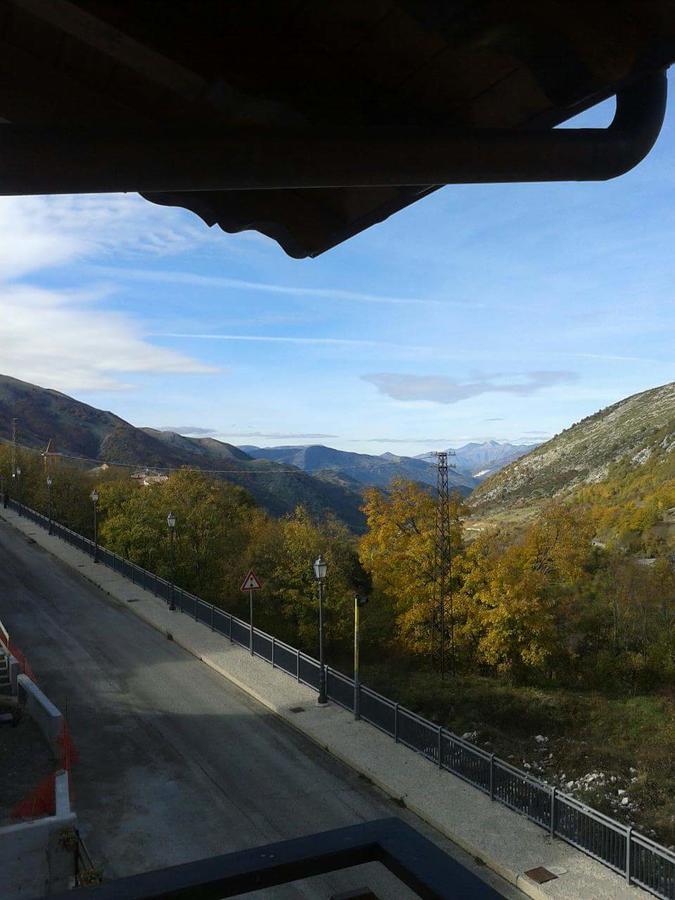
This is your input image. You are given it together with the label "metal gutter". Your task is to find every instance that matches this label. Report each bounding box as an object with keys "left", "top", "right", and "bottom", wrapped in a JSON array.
[{"left": 0, "top": 72, "right": 668, "bottom": 195}]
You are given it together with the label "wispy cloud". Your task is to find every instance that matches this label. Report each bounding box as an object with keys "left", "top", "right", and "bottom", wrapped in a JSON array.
[
  {"left": 156, "top": 332, "right": 426, "bottom": 350},
  {"left": 222, "top": 432, "right": 339, "bottom": 440},
  {"left": 90, "top": 266, "right": 452, "bottom": 307},
  {"left": 362, "top": 371, "right": 577, "bottom": 404},
  {"left": 0, "top": 195, "right": 208, "bottom": 281},
  {"left": 364, "top": 437, "right": 459, "bottom": 444},
  {"left": 158, "top": 426, "right": 219, "bottom": 436}
]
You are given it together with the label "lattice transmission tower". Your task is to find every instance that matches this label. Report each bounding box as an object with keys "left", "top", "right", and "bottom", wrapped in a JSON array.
[{"left": 433, "top": 450, "right": 456, "bottom": 677}]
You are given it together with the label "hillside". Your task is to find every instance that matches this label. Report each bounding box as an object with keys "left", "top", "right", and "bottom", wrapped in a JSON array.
[
  {"left": 0, "top": 374, "right": 366, "bottom": 530},
  {"left": 472, "top": 382, "right": 675, "bottom": 511},
  {"left": 417, "top": 441, "right": 538, "bottom": 479},
  {"left": 240, "top": 444, "right": 476, "bottom": 494}
]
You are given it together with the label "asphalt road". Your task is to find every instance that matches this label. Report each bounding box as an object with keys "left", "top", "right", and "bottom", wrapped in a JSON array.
[{"left": 0, "top": 520, "right": 521, "bottom": 899}]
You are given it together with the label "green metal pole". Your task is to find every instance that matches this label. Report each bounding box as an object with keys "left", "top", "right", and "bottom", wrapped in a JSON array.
[{"left": 354, "top": 596, "right": 360, "bottom": 720}]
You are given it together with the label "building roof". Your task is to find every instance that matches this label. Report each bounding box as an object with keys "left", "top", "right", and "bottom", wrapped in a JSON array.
[{"left": 2, "top": 1, "right": 675, "bottom": 256}]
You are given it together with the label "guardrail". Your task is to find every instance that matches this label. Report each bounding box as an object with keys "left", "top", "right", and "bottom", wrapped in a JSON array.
[{"left": 6, "top": 498, "right": 675, "bottom": 899}]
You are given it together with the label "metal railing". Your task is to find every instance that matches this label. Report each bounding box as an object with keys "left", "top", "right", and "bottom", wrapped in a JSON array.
[{"left": 6, "top": 498, "right": 675, "bottom": 899}]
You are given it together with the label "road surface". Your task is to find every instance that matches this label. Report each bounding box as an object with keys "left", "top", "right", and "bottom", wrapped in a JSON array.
[{"left": 0, "top": 519, "right": 520, "bottom": 898}]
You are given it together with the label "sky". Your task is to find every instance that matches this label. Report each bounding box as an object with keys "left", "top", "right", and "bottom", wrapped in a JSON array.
[{"left": 1, "top": 82, "right": 673, "bottom": 457}]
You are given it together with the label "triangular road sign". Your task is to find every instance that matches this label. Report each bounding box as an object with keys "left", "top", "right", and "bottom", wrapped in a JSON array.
[{"left": 240, "top": 569, "right": 262, "bottom": 591}]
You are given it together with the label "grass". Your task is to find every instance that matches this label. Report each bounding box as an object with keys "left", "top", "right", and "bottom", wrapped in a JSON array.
[{"left": 359, "top": 661, "right": 675, "bottom": 847}]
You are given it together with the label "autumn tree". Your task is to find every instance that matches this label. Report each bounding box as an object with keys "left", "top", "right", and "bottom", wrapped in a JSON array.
[
  {"left": 458, "top": 504, "right": 594, "bottom": 680},
  {"left": 359, "top": 479, "right": 464, "bottom": 656},
  {"left": 98, "top": 469, "right": 255, "bottom": 604}
]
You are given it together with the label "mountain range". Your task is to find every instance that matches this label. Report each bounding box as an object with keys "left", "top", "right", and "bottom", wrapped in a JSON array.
[
  {"left": 239, "top": 444, "right": 476, "bottom": 494},
  {"left": 416, "top": 440, "right": 538, "bottom": 479},
  {"left": 4, "top": 371, "right": 670, "bottom": 536}
]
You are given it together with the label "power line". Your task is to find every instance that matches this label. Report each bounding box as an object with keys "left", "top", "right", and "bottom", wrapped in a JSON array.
[{"left": 0, "top": 436, "right": 314, "bottom": 477}]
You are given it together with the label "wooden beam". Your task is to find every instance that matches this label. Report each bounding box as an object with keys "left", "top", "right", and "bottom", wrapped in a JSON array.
[{"left": 7, "top": 0, "right": 207, "bottom": 100}]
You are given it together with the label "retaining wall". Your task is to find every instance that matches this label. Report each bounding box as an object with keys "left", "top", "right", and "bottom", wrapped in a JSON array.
[{"left": 17, "top": 673, "right": 64, "bottom": 753}]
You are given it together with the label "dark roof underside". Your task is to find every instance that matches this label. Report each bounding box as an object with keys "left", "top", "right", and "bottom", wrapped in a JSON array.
[{"left": 1, "top": 0, "right": 675, "bottom": 256}]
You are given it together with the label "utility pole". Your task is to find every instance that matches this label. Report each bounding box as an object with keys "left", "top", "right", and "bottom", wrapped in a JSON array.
[
  {"left": 433, "top": 451, "right": 456, "bottom": 677},
  {"left": 11, "top": 418, "right": 17, "bottom": 477}
]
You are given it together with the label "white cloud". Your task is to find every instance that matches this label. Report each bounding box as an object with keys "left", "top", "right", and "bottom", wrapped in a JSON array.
[
  {"left": 0, "top": 195, "right": 218, "bottom": 391},
  {"left": 157, "top": 332, "right": 427, "bottom": 351},
  {"left": 222, "top": 432, "right": 338, "bottom": 440},
  {"left": 0, "top": 195, "right": 208, "bottom": 281},
  {"left": 90, "top": 266, "right": 450, "bottom": 307},
  {"left": 0, "top": 284, "right": 216, "bottom": 391},
  {"left": 362, "top": 371, "right": 578, "bottom": 404}
]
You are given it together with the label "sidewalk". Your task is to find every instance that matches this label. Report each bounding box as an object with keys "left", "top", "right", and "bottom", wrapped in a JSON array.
[{"left": 0, "top": 506, "right": 650, "bottom": 900}]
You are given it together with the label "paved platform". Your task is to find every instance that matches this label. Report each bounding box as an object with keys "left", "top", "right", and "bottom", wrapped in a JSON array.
[{"left": 0, "top": 506, "right": 650, "bottom": 900}]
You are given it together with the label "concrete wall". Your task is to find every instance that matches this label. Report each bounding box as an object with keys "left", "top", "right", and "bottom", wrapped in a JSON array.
[
  {"left": 8, "top": 654, "right": 20, "bottom": 693},
  {"left": 0, "top": 772, "right": 77, "bottom": 898},
  {"left": 18, "top": 673, "right": 64, "bottom": 753}
]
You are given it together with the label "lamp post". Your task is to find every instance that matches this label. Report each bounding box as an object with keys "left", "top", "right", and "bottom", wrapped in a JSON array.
[
  {"left": 90, "top": 489, "right": 99, "bottom": 562},
  {"left": 15, "top": 466, "right": 22, "bottom": 515},
  {"left": 313, "top": 555, "right": 328, "bottom": 705},
  {"left": 47, "top": 476, "right": 53, "bottom": 535},
  {"left": 167, "top": 512, "right": 176, "bottom": 611},
  {"left": 354, "top": 595, "right": 369, "bottom": 720}
]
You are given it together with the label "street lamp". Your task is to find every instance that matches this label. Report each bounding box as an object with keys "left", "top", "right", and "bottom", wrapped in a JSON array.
[
  {"left": 353, "top": 595, "right": 369, "bottom": 720},
  {"left": 167, "top": 512, "right": 176, "bottom": 611},
  {"left": 90, "top": 489, "right": 99, "bottom": 562},
  {"left": 47, "top": 476, "right": 53, "bottom": 535},
  {"left": 313, "top": 555, "right": 328, "bottom": 705},
  {"left": 15, "top": 466, "right": 22, "bottom": 515}
]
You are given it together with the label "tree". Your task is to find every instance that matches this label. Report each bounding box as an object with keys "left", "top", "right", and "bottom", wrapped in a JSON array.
[
  {"left": 359, "top": 479, "right": 464, "bottom": 656},
  {"left": 98, "top": 469, "right": 255, "bottom": 604}
]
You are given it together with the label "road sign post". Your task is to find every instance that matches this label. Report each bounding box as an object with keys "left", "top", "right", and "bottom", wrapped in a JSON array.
[{"left": 240, "top": 570, "right": 262, "bottom": 656}]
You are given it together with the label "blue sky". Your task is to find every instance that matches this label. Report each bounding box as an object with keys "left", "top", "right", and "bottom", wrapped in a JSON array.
[{"left": 1, "top": 83, "right": 673, "bottom": 456}]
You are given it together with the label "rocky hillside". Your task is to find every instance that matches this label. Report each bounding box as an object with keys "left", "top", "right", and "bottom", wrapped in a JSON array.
[{"left": 472, "top": 381, "right": 675, "bottom": 510}]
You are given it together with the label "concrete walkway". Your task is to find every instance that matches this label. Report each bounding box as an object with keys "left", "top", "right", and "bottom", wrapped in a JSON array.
[{"left": 0, "top": 506, "right": 650, "bottom": 900}]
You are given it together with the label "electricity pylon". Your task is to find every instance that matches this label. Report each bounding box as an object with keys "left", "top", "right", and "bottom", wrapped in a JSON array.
[{"left": 433, "top": 450, "right": 456, "bottom": 677}]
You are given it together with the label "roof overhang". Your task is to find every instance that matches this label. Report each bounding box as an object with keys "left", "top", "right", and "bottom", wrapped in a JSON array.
[{"left": 1, "top": 1, "right": 674, "bottom": 256}]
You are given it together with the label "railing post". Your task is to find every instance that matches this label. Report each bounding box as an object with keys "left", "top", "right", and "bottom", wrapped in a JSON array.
[
  {"left": 296, "top": 649, "right": 300, "bottom": 682},
  {"left": 210, "top": 605, "right": 215, "bottom": 631},
  {"left": 626, "top": 825, "right": 633, "bottom": 884},
  {"left": 489, "top": 754, "right": 495, "bottom": 800},
  {"left": 394, "top": 703, "right": 399, "bottom": 743},
  {"left": 550, "top": 787, "right": 556, "bottom": 837},
  {"left": 438, "top": 725, "right": 443, "bottom": 768},
  {"left": 229, "top": 614, "right": 233, "bottom": 643},
  {"left": 272, "top": 637, "right": 275, "bottom": 668}
]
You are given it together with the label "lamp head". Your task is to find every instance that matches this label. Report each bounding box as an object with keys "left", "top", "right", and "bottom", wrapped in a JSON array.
[{"left": 313, "top": 555, "right": 327, "bottom": 580}]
